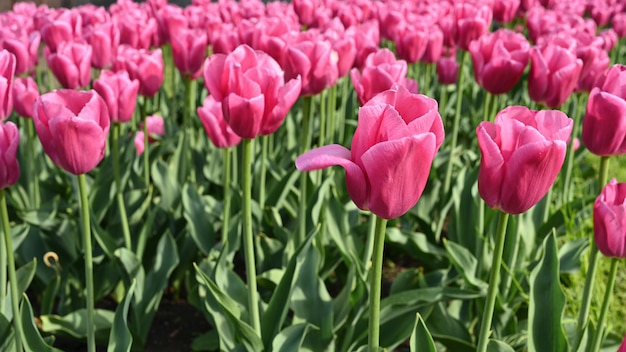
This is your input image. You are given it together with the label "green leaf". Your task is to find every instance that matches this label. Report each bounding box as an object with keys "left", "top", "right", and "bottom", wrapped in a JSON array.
[
  {"left": 191, "top": 330, "right": 220, "bottom": 351},
  {"left": 271, "top": 324, "right": 311, "bottom": 352},
  {"left": 152, "top": 160, "right": 181, "bottom": 210},
  {"left": 444, "top": 240, "right": 488, "bottom": 291},
  {"left": 410, "top": 313, "right": 436, "bottom": 352},
  {"left": 40, "top": 309, "right": 114, "bottom": 338},
  {"left": 558, "top": 238, "right": 589, "bottom": 274},
  {"left": 0, "top": 312, "right": 15, "bottom": 352},
  {"left": 107, "top": 280, "right": 136, "bottom": 352},
  {"left": 487, "top": 339, "right": 516, "bottom": 352},
  {"left": 182, "top": 182, "right": 215, "bottom": 256},
  {"left": 20, "top": 294, "right": 63, "bottom": 352},
  {"left": 528, "top": 231, "right": 568, "bottom": 352}
]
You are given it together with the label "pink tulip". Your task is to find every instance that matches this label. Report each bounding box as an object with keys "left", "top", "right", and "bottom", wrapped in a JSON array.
[
  {"left": 39, "top": 9, "right": 82, "bottom": 52},
  {"left": 469, "top": 29, "right": 530, "bottom": 95},
  {"left": 395, "top": 24, "right": 429, "bottom": 64},
  {"left": 0, "top": 31, "right": 41, "bottom": 75},
  {"left": 493, "top": 0, "right": 520, "bottom": 23},
  {"left": 594, "top": 179, "right": 626, "bottom": 258},
  {"left": 32, "top": 89, "right": 110, "bottom": 175},
  {"left": 204, "top": 44, "right": 301, "bottom": 139},
  {"left": 115, "top": 9, "right": 157, "bottom": 50},
  {"left": 420, "top": 26, "right": 444, "bottom": 64},
  {"left": 113, "top": 46, "right": 164, "bottom": 97},
  {"left": 454, "top": 3, "right": 492, "bottom": 51},
  {"left": 134, "top": 115, "right": 164, "bottom": 155},
  {"left": 170, "top": 27, "right": 207, "bottom": 79},
  {"left": 0, "top": 121, "right": 19, "bottom": 189},
  {"left": 12, "top": 77, "right": 39, "bottom": 119},
  {"left": 93, "top": 70, "right": 139, "bottom": 124},
  {"left": 83, "top": 21, "right": 120, "bottom": 69},
  {"left": 437, "top": 53, "right": 459, "bottom": 85},
  {"left": 350, "top": 48, "right": 417, "bottom": 106},
  {"left": 0, "top": 50, "right": 15, "bottom": 120},
  {"left": 612, "top": 13, "right": 626, "bottom": 38},
  {"left": 46, "top": 41, "right": 92, "bottom": 90},
  {"left": 197, "top": 95, "right": 241, "bottom": 148},
  {"left": 281, "top": 34, "right": 339, "bottom": 96},
  {"left": 528, "top": 42, "right": 583, "bottom": 108},
  {"left": 581, "top": 65, "right": 626, "bottom": 157},
  {"left": 296, "top": 85, "right": 444, "bottom": 220},
  {"left": 618, "top": 335, "right": 626, "bottom": 352},
  {"left": 476, "top": 106, "right": 572, "bottom": 215},
  {"left": 346, "top": 20, "right": 380, "bottom": 69}
]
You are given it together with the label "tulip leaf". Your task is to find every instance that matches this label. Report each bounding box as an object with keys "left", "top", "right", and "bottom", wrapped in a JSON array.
[
  {"left": 557, "top": 238, "right": 589, "bottom": 274},
  {"left": 487, "top": 339, "right": 516, "bottom": 352},
  {"left": 0, "top": 313, "right": 15, "bottom": 352},
  {"left": 271, "top": 323, "right": 312, "bottom": 352},
  {"left": 152, "top": 160, "right": 181, "bottom": 211},
  {"left": 40, "top": 309, "right": 114, "bottom": 338},
  {"left": 20, "top": 294, "right": 62, "bottom": 352},
  {"left": 444, "top": 239, "right": 488, "bottom": 291},
  {"left": 107, "top": 280, "right": 136, "bottom": 352},
  {"left": 410, "top": 313, "right": 436, "bottom": 352},
  {"left": 182, "top": 182, "right": 215, "bottom": 256},
  {"left": 528, "top": 231, "right": 568, "bottom": 352},
  {"left": 190, "top": 330, "right": 219, "bottom": 351}
]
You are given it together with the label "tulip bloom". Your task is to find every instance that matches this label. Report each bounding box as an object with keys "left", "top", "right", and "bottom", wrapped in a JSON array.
[
  {"left": 33, "top": 90, "right": 110, "bottom": 175},
  {"left": 469, "top": 29, "right": 530, "bottom": 95},
  {"left": 281, "top": 35, "right": 339, "bottom": 96},
  {"left": 12, "top": 77, "right": 39, "bottom": 119},
  {"left": 93, "top": 70, "right": 139, "bottom": 123},
  {"left": 46, "top": 41, "right": 93, "bottom": 90},
  {"left": 84, "top": 21, "right": 120, "bottom": 69},
  {"left": 296, "top": 86, "right": 444, "bottom": 219},
  {"left": 594, "top": 179, "right": 626, "bottom": 258},
  {"left": 476, "top": 106, "right": 572, "bottom": 215},
  {"left": 0, "top": 50, "right": 16, "bottom": 120},
  {"left": 203, "top": 44, "right": 301, "bottom": 139},
  {"left": 619, "top": 335, "right": 626, "bottom": 352},
  {"left": 454, "top": 3, "right": 493, "bottom": 51},
  {"left": 197, "top": 95, "right": 241, "bottom": 148},
  {"left": 113, "top": 46, "right": 164, "bottom": 97},
  {"left": 528, "top": 42, "right": 583, "bottom": 108},
  {"left": 134, "top": 115, "right": 164, "bottom": 155},
  {"left": 582, "top": 65, "right": 626, "bottom": 156},
  {"left": 170, "top": 27, "right": 207, "bottom": 79},
  {"left": 437, "top": 55, "right": 459, "bottom": 85},
  {"left": 0, "top": 121, "right": 20, "bottom": 189},
  {"left": 1, "top": 31, "right": 41, "bottom": 75}
]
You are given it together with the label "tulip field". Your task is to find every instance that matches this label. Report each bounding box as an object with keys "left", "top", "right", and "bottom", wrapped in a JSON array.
[{"left": 3, "top": 0, "right": 626, "bottom": 351}]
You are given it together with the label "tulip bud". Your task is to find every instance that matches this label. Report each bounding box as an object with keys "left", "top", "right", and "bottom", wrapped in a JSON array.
[
  {"left": 0, "top": 50, "right": 16, "bottom": 120},
  {"left": 12, "top": 77, "right": 39, "bottom": 119},
  {"left": 0, "top": 121, "right": 20, "bottom": 189},
  {"left": 594, "top": 179, "right": 626, "bottom": 258}
]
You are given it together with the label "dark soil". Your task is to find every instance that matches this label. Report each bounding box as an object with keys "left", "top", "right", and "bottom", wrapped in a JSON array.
[{"left": 144, "top": 299, "right": 211, "bottom": 352}]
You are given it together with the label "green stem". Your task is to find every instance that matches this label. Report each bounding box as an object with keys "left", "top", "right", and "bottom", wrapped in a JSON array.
[
  {"left": 362, "top": 213, "right": 377, "bottom": 267},
  {"left": 141, "top": 99, "right": 150, "bottom": 188},
  {"left": 338, "top": 77, "right": 350, "bottom": 144},
  {"left": 298, "top": 96, "right": 313, "bottom": 247},
  {"left": 368, "top": 216, "right": 388, "bottom": 352},
  {"left": 443, "top": 51, "right": 467, "bottom": 195},
  {"left": 112, "top": 124, "right": 132, "bottom": 250},
  {"left": 562, "top": 93, "right": 584, "bottom": 203},
  {"left": 242, "top": 139, "right": 261, "bottom": 335},
  {"left": 258, "top": 137, "right": 268, "bottom": 212},
  {"left": 327, "top": 84, "right": 337, "bottom": 143},
  {"left": 77, "top": 174, "right": 96, "bottom": 352},
  {"left": 575, "top": 156, "right": 611, "bottom": 348},
  {"left": 1, "top": 190, "right": 23, "bottom": 352},
  {"left": 439, "top": 86, "right": 448, "bottom": 121},
  {"left": 27, "top": 120, "right": 40, "bottom": 208},
  {"left": 590, "top": 259, "right": 619, "bottom": 352},
  {"left": 180, "top": 76, "right": 193, "bottom": 183},
  {"left": 476, "top": 211, "right": 510, "bottom": 352},
  {"left": 222, "top": 148, "right": 232, "bottom": 242}
]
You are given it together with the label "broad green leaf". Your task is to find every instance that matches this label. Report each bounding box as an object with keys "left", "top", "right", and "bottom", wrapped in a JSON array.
[
  {"left": 107, "top": 280, "right": 136, "bottom": 352},
  {"left": 182, "top": 182, "right": 215, "bottom": 256},
  {"left": 271, "top": 324, "right": 311, "bottom": 352},
  {"left": 558, "top": 238, "right": 589, "bottom": 274},
  {"left": 426, "top": 303, "right": 475, "bottom": 352},
  {"left": 444, "top": 240, "right": 488, "bottom": 291},
  {"left": 528, "top": 232, "right": 568, "bottom": 352},
  {"left": 0, "top": 312, "right": 15, "bottom": 352},
  {"left": 16, "top": 259, "right": 37, "bottom": 302},
  {"left": 40, "top": 309, "right": 114, "bottom": 338},
  {"left": 410, "top": 313, "right": 436, "bottom": 352},
  {"left": 487, "top": 339, "right": 516, "bottom": 352},
  {"left": 20, "top": 294, "right": 63, "bottom": 352},
  {"left": 191, "top": 330, "right": 220, "bottom": 351},
  {"left": 152, "top": 160, "right": 181, "bottom": 210}
]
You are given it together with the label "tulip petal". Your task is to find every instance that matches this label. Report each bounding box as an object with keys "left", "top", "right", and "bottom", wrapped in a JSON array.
[
  {"left": 203, "top": 54, "right": 226, "bottom": 101},
  {"left": 48, "top": 115, "right": 107, "bottom": 175},
  {"left": 296, "top": 144, "right": 368, "bottom": 210},
  {"left": 595, "top": 201, "right": 626, "bottom": 257},
  {"left": 223, "top": 93, "right": 265, "bottom": 139},
  {"left": 361, "top": 133, "right": 436, "bottom": 219},
  {"left": 582, "top": 89, "right": 626, "bottom": 156},
  {"left": 476, "top": 121, "right": 505, "bottom": 210}
]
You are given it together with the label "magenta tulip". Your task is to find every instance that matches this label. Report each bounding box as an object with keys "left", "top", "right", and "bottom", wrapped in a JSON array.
[
  {"left": 582, "top": 65, "right": 626, "bottom": 156},
  {"left": 113, "top": 46, "right": 164, "bottom": 97},
  {"left": 39, "top": 9, "right": 82, "bottom": 52},
  {"left": 476, "top": 106, "right": 572, "bottom": 215},
  {"left": 281, "top": 34, "right": 339, "bottom": 96},
  {"left": 0, "top": 50, "right": 15, "bottom": 120},
  {"left": 296, "top": 85, "right": 444, "bottom": 219},
  {"left": 32, "top": 89, "right": 110, "bottom": 175},
  {"left": 395, "top": 24, "right": 429, "bottom": 64},
  {"left": 0, "top": 121, "right": 20, "bottom": 189},
  {"left": 528, "top": 42, "right": 583, "bottom": 108},
  {"left": 203, "top": 44, "right": 301, "bottom": 139},
  {"left": 12, "top": 77, "right": 39, "bottom": 119},
  {"left": 170, "top": 27, "right": 207, "bottom": 79},
  {"left": 619, "top": 335, "right": 626, "bottom": 352},
  {"left": 594, "top": 179, "right": 626, "bottom": 258},
  {"left": 134, "top": 114, "right": 164, "bottom": 155},
  {"left": 46, "top": 41, "right": 92, "bottom": 90},
  {"left": 469, "top": 29, "right": 530, "bottom": 95},
  {"left": 93, "top": 70, "right": 139, "bottom": 123},
  {"left": 436, "top": 54, "right": 459, "bottom": 85},
  {"left": 197, "top": 95, "right": 241, "bottom": 148},
  {"left": 454, "top": 3, "right": 493, "bottom": 51},
  {"left": 493, "top": 0, "right": 520, "bottom": 23},
  {"left": 83, "top": 21, "right": 120, "bottom": 69},
  {"left": 0, "top": 31, "right": 41, "bottom": 75}
]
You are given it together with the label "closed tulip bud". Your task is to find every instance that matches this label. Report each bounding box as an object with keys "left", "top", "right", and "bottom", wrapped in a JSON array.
[
  {"left": 46, "top": 41, "right": 92, "bottom": 89},
  {"left": 40, "top": 9, "right": 82, "bottom": 52},
  {"left": 437, "top": 54, "right": 459, "bottom": 85},
  {"left": 12, "top": 77, "right": 39, "bottom": 119},
  {"left": 594, "top": 179, "right": 626, "bottom": 258},
  {"left": 282, "top": 36, "right": 339, "bottom": 96},
  {"left": 1, "top": 32, "right": 41, "bottom": 75},
  {"left": 528, "top": 42, "right": 583, "bottom": 108},
  {"left": 296, "top": 86, "right": 444, "bottom": 219},
  {"left": 33, "top": 89, "right": 110, "bottom": 175},
  {"left": 395, "top": 24, "right": 429, "bottom": 64},
  {"left": 0, "top": 50, "right": 16, "bottom": 120},
  {"left": 197, "top": 95, "right": 241, "bottom": 148},
  {"left": 84, "top": 21, "right": 120, "bottom": 69},
  {"left": 93, "top": 70, "right": 139, "bottom": 123},
  {"left": 170, "top": 27, "right": 207, "bottom": 79},
  {"left": 454, "top": 3, "right": 492, "bottom": 51},
  {"left": 420, "top": 26, "right": 444, "bottom": 64},
  {"left": 203, "top": 44, "right": 301, "bottom": 139},
  {"left": 477, "top": 106, "right": 572, "bottom": 214},
  {"left": 493, "top": 0, "right": 520, "bottom": 23},
  {"left": 114, "top": 46, "right": 164, "bottom": 97},
  {"left": 582, "top": 65, "right": 626, "bottom": 156},
  {"left": 0, "top": 121, "right": 20, "bottom": 189}
]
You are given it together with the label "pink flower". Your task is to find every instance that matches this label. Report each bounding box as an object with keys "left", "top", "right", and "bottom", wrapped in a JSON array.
[
  {"left": 33, "top": 89, "right": 110, "bottom": 175},
  {"left": 476, "top": 106, "right": 572, "bottom": 214},
  {"left": 134, "top": 115, "right": 165, "bottom": 155},
  {"left": 93, "top": 70, "right": 139, "bottom": 124},
  {"left": 469, "top": 29, "right": 530, "bottom": 95},
  {"left": 437, "top": 54, "right": 459, "bottom": 85},
  {"left": 203, "top": 44, "right": 301, "bottom": 139},
  {"left": 197, "top": 95, "right": 241, "bottom": 148},
  {"left": 395, "top": 24, "right": 429, "bottom": 64},
  {"left": 170, "top": 27, "right": 207, "bottom": 79},
  {"left": 0, "top": 50, "right": 15, "bottom": 120},
  {"left": 12, "top": 77, "right": 39, "bottom": 119},
  {"left": 296, "top": 86, "right": 444, "bottom": 219},
  {"left": 113, "top": 46, "right": 164, "bottom": 97},
  {"left": 0, "top": 121, "right": 20, "bottom": 189},
  {"left": 528, "top": 42, "right": 583, "bottom": 108},
  {"left": 0, "top": 31, "right": 41, "bottom": 75},
  {"left": 83, "top": 21, "right": 120, "bottom": 69},
  {"left": 46, "top": 41, "right": 92, "bottom": 89},
  {"left": 454, "top": 3, "right": 493, "bottom": 51},
  {"left": 493, "top": 0, "right": 520, "bottom": 23},
  {"left": 594, "top": 179, "right": 626, "bottom": 258},
  {"left": 618, "top": 334, "right": 626, "bottom": 352}
]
